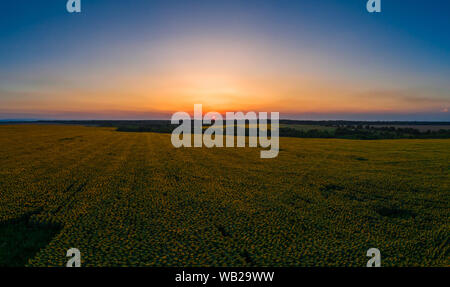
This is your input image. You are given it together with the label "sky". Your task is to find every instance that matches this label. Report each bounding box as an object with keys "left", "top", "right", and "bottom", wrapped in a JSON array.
[{"left": 0, "top": 0, "right": 449, "bottom": 121}]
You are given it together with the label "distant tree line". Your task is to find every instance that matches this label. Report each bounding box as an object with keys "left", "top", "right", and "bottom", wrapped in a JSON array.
[
  {"left": 281, "top": 126, "right": 450, "bottom": 139},
  {"left": 19, "top": 120, "right": 450, "bottom": 140}
]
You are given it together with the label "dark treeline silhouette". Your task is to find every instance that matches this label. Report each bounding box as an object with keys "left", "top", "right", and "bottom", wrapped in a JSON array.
[
  {"left": 280, "top": 126, "right": 450, "bottom": 139},
  {"left": 5, "top": 120, "right": 450, "bottom": 139},
  {"left": 278, "top": 120, "right": 450, "bottom": 126}
]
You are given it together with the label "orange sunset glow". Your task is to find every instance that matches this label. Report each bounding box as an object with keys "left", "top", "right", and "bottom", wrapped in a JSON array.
[{"left": 1, "top": 1, "right": 449, "bottom": 120}]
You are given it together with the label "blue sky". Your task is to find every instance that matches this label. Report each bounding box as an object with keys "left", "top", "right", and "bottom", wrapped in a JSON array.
[{"left": 0, "top": 0, "right": 449, "bottom": 120}]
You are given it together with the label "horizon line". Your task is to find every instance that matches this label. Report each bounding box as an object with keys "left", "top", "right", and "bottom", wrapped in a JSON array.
[{"left": 1, "top": 118, "right": 450, "bottom": 124}]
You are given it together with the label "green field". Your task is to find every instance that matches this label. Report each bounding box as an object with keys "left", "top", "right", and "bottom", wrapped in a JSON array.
[{"left": 0, "top": 124, "right": 448, "bottom": 267}]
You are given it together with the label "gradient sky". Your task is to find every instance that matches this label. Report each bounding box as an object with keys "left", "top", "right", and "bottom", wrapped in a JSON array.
[{"left": 0, "top": 0, "right": 449, "bottom": 120}]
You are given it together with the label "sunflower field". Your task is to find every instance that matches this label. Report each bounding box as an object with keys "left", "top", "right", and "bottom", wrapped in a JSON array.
[{"left": 0, "top": 124, "right": 448, "bottom": 266}]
